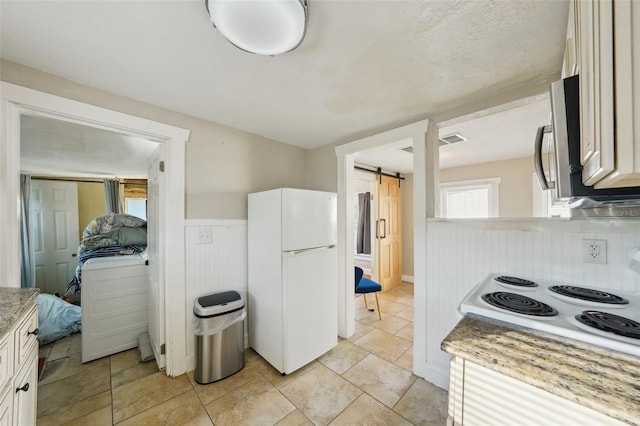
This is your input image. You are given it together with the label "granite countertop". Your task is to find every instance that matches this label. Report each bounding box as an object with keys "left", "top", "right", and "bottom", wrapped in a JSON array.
[
  {"left": 0, "top": 287, "right": 39, "bottom": 339},
  {"left": 442, "top": 314, "right": 640, "bottom": 425}
]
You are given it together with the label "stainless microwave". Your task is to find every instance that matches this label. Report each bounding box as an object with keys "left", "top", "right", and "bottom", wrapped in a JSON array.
[{"left": 534, "top": 75, "right": 640, "bottom": 206}]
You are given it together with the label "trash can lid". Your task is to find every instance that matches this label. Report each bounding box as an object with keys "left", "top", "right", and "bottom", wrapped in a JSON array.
[{"left": 194, "top": 290, "right": 244, "bottom": 318}]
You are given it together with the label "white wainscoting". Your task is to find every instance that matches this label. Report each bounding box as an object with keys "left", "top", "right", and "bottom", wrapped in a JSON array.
[
  {"left": 419, "top": 219, "right": 640, "bottom": 390},
  {"left": 185, "top": 219, "right": 248, "bottom": 372}
]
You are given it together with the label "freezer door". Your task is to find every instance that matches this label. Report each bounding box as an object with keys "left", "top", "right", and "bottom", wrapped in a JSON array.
[
  {"left": 282, "top": 189, "right": 337, "bottom": 251},
  {"left": 282, "top": 247, "right": 337, "bottom": 374}
]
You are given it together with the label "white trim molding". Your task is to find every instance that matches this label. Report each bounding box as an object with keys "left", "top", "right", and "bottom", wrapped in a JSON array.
[
  {"left": 401, "top": 275, "right": 415, "bottom": 283},
  {"left": 0, "top": 82, "right": 190, "bottom": 377},
  {"left": 334, "top": 120, "right": 429, "bottom": 342}
]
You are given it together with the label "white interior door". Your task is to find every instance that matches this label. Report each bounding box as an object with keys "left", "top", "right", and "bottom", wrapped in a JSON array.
[
  {"left": 147, "top": 145, "right": 165, "bottom": 370},
  {"left": 31, "top": 180, "right": 79, "bottom": 295}
]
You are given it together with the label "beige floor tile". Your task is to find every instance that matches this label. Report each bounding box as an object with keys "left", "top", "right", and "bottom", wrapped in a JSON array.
[
  {"left": 393, "top": 378, "right": 448, "bottom": 425},
  {"left": 280, "top": 364, "right": 362, "bottom": 426},
  {"left": 395, "top": 322, "right": 413, "bottom": 342},
  {"left": 110, "top": 348, "right": 141, "bottom": 374},
  {"left": 347, "top": 321, "right": 375, "bottom": 342},
  {"left": 329, "top": 393, "right": 413, "bottom": 426},
  {"left": 397, "top": 295, "right": 414, "bottom": 306},
  {"left": 36, "top": 391, "right": 111, "bottom": 426},
  {"left": 205, "top": 375, "right": 295, "bottom": 425},
  {"left": 111, "top": 358, "right": 159, "bottom": 389},
  {"left": 378, "top": 290, "right": 405, "bottom": 303},
  {"left": 252, "top": 356, "right": 320, "bottom": 389},
  {"left": 187, "top": 363, "right": 262, "bottom": 405},
  {"left": 378, "top": 299, "right": 408, "bottom": 315},
  {"left": 396, "top": 306, "right": 414, "bottom": 321},
  {"left": 343, "top": 354, "right": 415, "bottom": 408},
  {"left": 395, "top": 346, "right": 413, "bottom": 372},
  {"left": 354, "top": 303, "right": 380, "bottom": 322},
  {"left": 39, "top": 353, "right": 109, "bottom": 386},
  {"left": 318, "top": 340, "right": 368, "bottom": 375},
  {"left": 276, "top": 409, "right": 314, "bottom": 425},
  {"left": 37, "top": 364, "right": 111, "bottom": 417},
  {"left": 353, "top": 329, "right": 412, "bottom": 363},
  {"left": 369, "top": 315, "right": 410, "bottom": 334},
  {"left": 118, "top": 390, "right": 213, "bottom": 426},
  {"left": 47, "top": 332, "right": 82, "bottom": 361},
  {"left": 63, "top": 406, "right": 112, "bottom": 426},
  {"left": 112, "top": 372, "right": 192, "bottom": 423}
]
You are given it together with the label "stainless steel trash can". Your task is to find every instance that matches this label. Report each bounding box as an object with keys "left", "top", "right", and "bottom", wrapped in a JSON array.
[{"left": 193, "top": 290, "right": 245, "bottom": 384}]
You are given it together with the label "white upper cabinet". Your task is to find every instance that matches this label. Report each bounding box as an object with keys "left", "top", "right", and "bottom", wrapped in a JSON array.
[{"left": 573, "top": 0, "right": 640, "bottom": 188}]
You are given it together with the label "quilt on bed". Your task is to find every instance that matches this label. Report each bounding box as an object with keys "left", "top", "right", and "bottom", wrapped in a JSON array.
[{"left": 64, "top": 213, "right": 147, "bottom": 299}]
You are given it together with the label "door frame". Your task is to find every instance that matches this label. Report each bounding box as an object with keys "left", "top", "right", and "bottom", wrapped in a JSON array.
[
  {"left": 0, "top": 82, "right": 190, "bottom": 377},
  {"left": 334, "top": 120, "right": 429, "bottom": 341}
]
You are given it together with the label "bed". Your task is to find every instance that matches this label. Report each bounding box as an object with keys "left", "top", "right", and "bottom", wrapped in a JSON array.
[
  {"left": 80, "top": 251, "right": 148, "bottom": 363},
  {"left": 61, "top": 213, "right": 149, "bottom": 363}
]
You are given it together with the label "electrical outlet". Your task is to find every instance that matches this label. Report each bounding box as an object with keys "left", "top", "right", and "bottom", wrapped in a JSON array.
[
  {"left": 583, "top": 239, "right": 607, "bottom": 264},
  {"left": 196, "top": 227, "right": 212, "bottom": 244}
]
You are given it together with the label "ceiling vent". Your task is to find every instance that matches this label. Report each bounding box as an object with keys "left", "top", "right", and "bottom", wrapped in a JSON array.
[
  {"left": 399, "top": 146, "right": 413, "bottom": 154},
  {"left": 439, "top": 133, "right": 467, "bottom": 147}
]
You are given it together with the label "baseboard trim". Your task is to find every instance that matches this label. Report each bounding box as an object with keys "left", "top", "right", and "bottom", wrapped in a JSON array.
[{"left": 402, "top": 274, "right": 414, "bottom": 283}]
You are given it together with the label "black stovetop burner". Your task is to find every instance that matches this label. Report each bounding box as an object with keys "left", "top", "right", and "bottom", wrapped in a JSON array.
[
  {"left": 575, "top": 311, "right": 640, "bottom": 339},
  {"left": 550, "top": 285, "right": 629, "bottom": 305},
  {"left": 482, "top": 292, "right": 558, "bottom": 317},
  {"left": 495, "top": 276, "right": 538, "bottom": 287}
]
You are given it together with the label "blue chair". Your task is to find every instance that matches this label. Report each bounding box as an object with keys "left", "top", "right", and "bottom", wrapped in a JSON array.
[{"left": 355, "top": 266, "right": 382, "bottom": 320}]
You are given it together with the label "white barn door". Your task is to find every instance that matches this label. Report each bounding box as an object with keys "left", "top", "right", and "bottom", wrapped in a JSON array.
[{"left": 147, "top": 145, "right": 166, "bottom": 369}]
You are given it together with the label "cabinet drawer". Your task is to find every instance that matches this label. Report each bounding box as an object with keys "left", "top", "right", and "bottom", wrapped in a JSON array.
[
  {"left": 0, "top": 337, "right": 12, "bottom": 394},
  {"left": 13, "top": 306, "right": 38, "bottom": 368}
]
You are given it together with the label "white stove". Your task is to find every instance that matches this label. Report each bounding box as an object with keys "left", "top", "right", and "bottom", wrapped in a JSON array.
[{"left": 459, "top": 274, "right": 640, "bottom": 357}]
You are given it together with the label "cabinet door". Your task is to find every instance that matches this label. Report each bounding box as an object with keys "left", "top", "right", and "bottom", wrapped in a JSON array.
[
  {"left": 577, "top": 0, "right": 615, "bottom": 185},
  {"left": 562, "top": 0, "right": 578, "bottom": 78},
  {"left": 595, "top": 0, "right": 640, "bottom": 188},
  {"left": 12, "top": 349, "right": 37, "bottom": 426},
  {"left": 0, "top": 388, "right": 11, "bottom": 426}
]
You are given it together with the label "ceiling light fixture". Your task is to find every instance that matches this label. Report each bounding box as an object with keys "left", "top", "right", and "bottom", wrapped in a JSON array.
[{"left": 205, "top": 0, "right": 309, "bottom": 56}]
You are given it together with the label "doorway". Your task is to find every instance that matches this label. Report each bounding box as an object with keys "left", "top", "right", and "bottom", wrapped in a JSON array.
[
  {"left": 334, "top": 120, "right": 429, "bottom": 342},
  {"left": 1, "top": 82, "right": 189, "bottom": 376}
]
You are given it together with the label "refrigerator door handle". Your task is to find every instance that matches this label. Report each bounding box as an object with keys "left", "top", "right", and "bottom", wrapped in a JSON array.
[{"left": 285, "top": 245, "right": 336, "bottom": 256}]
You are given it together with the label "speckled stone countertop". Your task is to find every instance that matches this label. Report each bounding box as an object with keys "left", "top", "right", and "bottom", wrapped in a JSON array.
[
  {"left": 442, "top": 314, "right": 640, "bottom": 425},
  {"left": 0, "top": 287, "right": 39, "bottom": 339}
]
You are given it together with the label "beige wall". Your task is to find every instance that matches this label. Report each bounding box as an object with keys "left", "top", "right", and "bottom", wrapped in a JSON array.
[
  {"left": 1, "top": 60, "right": 308, "bottom": 219},
  {"left": 401, "top": 173, "right": 414, "bottom": 279},
  {"left": 439, "top": 156, "right": 534, "bottom": 217},
  {"left": 77, "top": 182, "right": 106, "bottom": 239},
  {"left": 306, "top": 143, "right": 338, "bottom": 192}
]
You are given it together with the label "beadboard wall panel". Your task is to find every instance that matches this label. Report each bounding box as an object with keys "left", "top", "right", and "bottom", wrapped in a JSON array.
[
  {"left": 421, "top": 220, "right": 640, "bottom": 389},
  {"left": 185, "top": 220, "right": 248, "bottom": 372}
]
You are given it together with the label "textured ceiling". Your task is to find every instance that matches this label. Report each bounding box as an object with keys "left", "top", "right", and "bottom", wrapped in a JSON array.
[{"left": 0, "top": 0, "right": 569, "bottom": 149}]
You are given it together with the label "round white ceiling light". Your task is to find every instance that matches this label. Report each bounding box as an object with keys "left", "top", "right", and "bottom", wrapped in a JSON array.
[{"left": 205, "top": 0, "right": 309, "bottom": 56}]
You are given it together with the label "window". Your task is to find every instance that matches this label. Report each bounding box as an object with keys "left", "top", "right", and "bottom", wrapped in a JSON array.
[
  {"left": 440, "top": 178, "right": 500, "bottom": 218},
  {"left": 126, "top": 197, "right": 147, "bottom": 220}
]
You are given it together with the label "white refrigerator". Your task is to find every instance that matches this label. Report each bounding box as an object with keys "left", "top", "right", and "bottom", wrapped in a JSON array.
[{"left": 248, "top": 188, "right": 338, "bottom": 374}]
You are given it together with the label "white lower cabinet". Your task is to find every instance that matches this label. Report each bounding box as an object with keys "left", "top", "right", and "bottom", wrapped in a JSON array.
[
  {"left": 12, "top": 348, "right": 37, "bottom": 426},
  {"left": 447, "top": 357, "right": 625, "bottom": 426},
  {"left": 0, "top": 304, "right": 38, "bottom": 426},
  {"left": 0, "top": 387, "right": 12, "bottom": 426}
]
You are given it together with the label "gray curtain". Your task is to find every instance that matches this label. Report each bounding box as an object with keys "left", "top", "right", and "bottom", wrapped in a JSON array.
[
  {"left": 357, "top": 192, "right": 371, "bottom": 254},
  {"left": 20, "top": 174, "right": 35, "bottom": 288},
  {"left": 104, "top": 179, "right": 122, "bottom": 214}
]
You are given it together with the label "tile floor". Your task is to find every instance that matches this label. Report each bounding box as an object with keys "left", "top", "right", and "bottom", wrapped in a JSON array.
[{"left": 36, "top": 283, "right": 448, "bottom": 425}]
